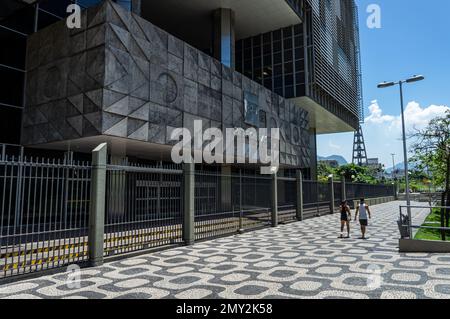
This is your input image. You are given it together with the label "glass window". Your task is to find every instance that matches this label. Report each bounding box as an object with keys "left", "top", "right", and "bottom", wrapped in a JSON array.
[
  {"left": 39, "top": 0, "right": 72, "bottom": 18},
  {"left": 296, "top": 85, "right": 306, "bottom": 96},
  {"left": 0, "top": 28, "right": 26, "bottom": 69},
  {"left": 285, "top": 86, "right": 294, "bottom": 98},
  {"left": 0, "top": 66, "right": 24, "bottom": 107},
  {"left": 284, "top": 63, "right": 293, "bottom": 74},
  {"left": 284, "top": 50, "right": 293, "bottom": 62},
  {"left": 284, "top": 74, "right": 294, "bottom": 86},
  {"left": 37, "top": 10, "right": 61, "bottom": 30},
  {"left": 283, "top": 27, "right": 293, "bottom": 38},
  {"left": 273, "top": 30, "right": 281, "bottom": 41},
  {"left": 0, "top": 7, "right": 35, "bottom": 35},
  {"left": 295, "top": 48, "right": 304, "bottom": 60},
  {"left": 263, "top": 33, "right": 271, "bottom": 43},
  {"left": 273, "top": 53, "right": 282, "bottom": 64},
  {"left": 0, "top": 106, "right": 22, "bottom": 144},
  {"left": 273, "top": 41, "right": 282, "bottom": 53},
  {"left": 284, "top": 39, "right": 292, "bottom": 50}
]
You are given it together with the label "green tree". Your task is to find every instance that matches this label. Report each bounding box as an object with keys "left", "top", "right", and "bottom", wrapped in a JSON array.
[{"left": 411, "top": 110, "right": 450, "bottom": 238}]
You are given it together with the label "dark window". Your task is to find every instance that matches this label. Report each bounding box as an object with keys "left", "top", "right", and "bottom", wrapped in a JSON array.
[
  {"left": 284, "top": 38, "right": 292, "bottom": 50},
  {"left": 0, "top": 28, "right": 26, "bottom": 69},
  {"left": 273, "top": 41, "right": 282, "bottom": 52},
  {"left": 0, "top": 66, "right": 24, "bottom": 107},
  {"left": 283, "top": 27, "right": 292, "bottom": 38},
  {"left": 285, "top": 86, "right": 294, "bottom": 98},
  {"left": 37, "top": 10, "right": 61, "bottom": 30},
  {"left": 39, "top": 0, "right": 72, "bottom": 18},
  {"left": 0, "top": 7, "right": 35, "bottom": 35},
  {"left": 296, "top": 85, "right": 306, "bottom": 96},
  {"left": 284, "top": 63, "right": 293, "bottom": 74},
  {"left": 273, "top": 30, "right": 281, "bottom": 41},
  {"left": 0, "top": 106, "right": 22, "bottom": 144},
  {"left": 273, "top": 53, "right": 282, "bottom": 64}
]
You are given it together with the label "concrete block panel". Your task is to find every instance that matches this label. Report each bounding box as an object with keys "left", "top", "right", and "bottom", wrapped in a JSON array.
[{"left": 22, "top": 0, "right": 311, "bottom": 168}]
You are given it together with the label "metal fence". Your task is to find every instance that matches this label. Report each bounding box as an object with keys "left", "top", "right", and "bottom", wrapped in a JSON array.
[
  {"left": 0, "top": 156, "right": 91, "bottom": 280},
  {"left": 302, "top": 180, "right": 332, "bottom": 219},
  {"left": 194, "top": 170, "right": 271, "bottom": 240},
  {"left": 277, "top": 177, "right": 297, "bottom": 223},
  {"left": 346, "top": 182, "right": 394, "bottom": 205},
  {"left": 104, "top": 163, "right": 184, "bottom": 256},
  {"left": 0, "top": 146, "right": 397, "bottom": 281}
]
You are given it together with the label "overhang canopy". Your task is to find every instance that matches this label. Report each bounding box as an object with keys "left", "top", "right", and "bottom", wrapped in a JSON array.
[
  {"left": 141, "top": 0, "right": 302, "bottom": 51},
  {"left": 290, "top": 97, "right": 356, "bottom": 135}
]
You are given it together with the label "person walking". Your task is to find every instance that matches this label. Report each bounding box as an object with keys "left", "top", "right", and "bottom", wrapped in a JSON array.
[
  {"left": 339, "top": 201, "right": 351, "bottom": 238},
  {"left": 354, "top": 198, "right": 371, "bottom": 239}
]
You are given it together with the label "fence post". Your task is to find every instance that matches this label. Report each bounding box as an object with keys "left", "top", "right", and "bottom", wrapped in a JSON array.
[
  {"left": 296, "top": 170, "right": 303, "bottom": 221},
  {"left": 341, "top": 175, "right": 346, "bottom": 202},
  {"left": 183, "top": 162, "right": 195, "bottom": 245},
  {"left": 271, "top": 173, "right": 278, "bottom": 227},
  {"left": 328, "top": 175, "right": 335, "bottom": 214},
  {"left": 89, "top": 143, "right": 107, "bottom": 267}
]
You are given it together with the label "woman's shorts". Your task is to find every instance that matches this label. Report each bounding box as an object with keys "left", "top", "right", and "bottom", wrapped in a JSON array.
[{"left": 359, "top": 219, "right": 368, "bottom": 226}]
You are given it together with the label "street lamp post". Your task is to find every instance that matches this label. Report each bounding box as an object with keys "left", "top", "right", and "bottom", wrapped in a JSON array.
[{"left": 378, "top": 75, "right": 425, "bottom": 238}]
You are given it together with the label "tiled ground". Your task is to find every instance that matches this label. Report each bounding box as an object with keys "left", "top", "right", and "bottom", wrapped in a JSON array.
[{"left": 1, "top": 201, "right": 449, "bottom": 299}]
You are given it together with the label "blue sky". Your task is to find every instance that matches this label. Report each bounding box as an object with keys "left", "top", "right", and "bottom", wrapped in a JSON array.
[{"left": 317, "top": 0, "right": 450, "bottom": 168}]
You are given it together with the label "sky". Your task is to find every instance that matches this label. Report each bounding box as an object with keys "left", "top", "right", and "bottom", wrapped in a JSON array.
[{"left": 317, "top": 0, "right": 450, "bottom": 168}]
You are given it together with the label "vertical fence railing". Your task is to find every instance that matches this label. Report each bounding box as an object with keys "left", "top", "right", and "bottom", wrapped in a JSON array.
[
  {"left": 0, "top": 156, "right": 91, "bottom": 279},
  {"left": 346, "top": 182, "right": 395, "bottom": 207},
  {"left": 104, "top": 163, "right": 183, "bottom": 257},
  {"left": 0, "top": 143, "right": 399, "bottom": 281},
  {"left": 194, "top": 170, "right": 272, "bottom": 241},
  {"left": 277, "top": 177, "right": 297, "bottom": 223},
  {"left": 302, "top": 180, "right": 332, "bottom": 218}
]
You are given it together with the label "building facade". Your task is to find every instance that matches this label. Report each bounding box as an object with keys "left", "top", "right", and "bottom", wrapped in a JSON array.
[{"left": 0, "top": 0, "right": 362, "bottom": 178}]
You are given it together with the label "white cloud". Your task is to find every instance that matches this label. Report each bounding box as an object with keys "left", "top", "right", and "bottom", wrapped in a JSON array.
[
  {"left": 365, "top": 100, "right": 449, "bottom": 132},
  {"left": 365, "top": 100, "right": 395, "bottom": 124},
  {"left": 394, "top": 101, "right": 449, "bottom": 132}
]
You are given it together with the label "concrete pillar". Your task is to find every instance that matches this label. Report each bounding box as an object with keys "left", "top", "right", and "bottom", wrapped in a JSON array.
[
  {"left": 183, "top": 163, "right": 195, "bottom": 245},
  {"left": 296, "top": 171, "right": 304, "bottom": 221},
  {"left": 309, "top": 128, "right": 317, "bottom": 180},
  {"left": 221, "top": 166, "right": 232, "bottom": 212},
  {"left": 213, "top": 8, "right": 235, "bottom": 68},
  {"left": 341, "top": 175, "right": 346, "bottom": 202},
  {"left": 89, "top": 143, "right": 107, "bottom": 266},
  {"left": 328, "top": 176, "right": 335, "bottom": 214},
  {"left": 271, "top": 174, "right": 278, "bottom": 227}
]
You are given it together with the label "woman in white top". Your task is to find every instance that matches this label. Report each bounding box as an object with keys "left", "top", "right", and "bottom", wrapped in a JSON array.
[{"left": 354, "top": 198, "right": 371, "bottom": 239}]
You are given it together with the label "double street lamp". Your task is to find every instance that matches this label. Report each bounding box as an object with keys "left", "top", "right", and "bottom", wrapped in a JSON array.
[{"left": 378, "top": 75, "right": 425, "bottom": 237}]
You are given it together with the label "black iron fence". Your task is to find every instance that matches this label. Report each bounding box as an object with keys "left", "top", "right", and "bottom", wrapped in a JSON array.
[
  {"left": 194, "top": 171, "right": 271, "bottom": 240},
  {"left": 0, "top": 156, "right": 91, "bottom": 279},
  {"left": 104, "top": 163, "right": 184, "bottom": 257},
  {"left": 0, "top": 148, "right": 397, "bottom": 280}
]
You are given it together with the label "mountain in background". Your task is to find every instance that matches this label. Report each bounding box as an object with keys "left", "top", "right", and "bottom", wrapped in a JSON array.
[
  {"left": 385, "top": 162, "right": 417, "bottom": 173},
  {"left": 317, "top": 155, "right": 348, "bottom": 166}
]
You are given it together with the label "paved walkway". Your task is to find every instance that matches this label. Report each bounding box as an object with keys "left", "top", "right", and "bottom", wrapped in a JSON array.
[{"left": 1, "top": 201, "right": 450, "bottom": 299}]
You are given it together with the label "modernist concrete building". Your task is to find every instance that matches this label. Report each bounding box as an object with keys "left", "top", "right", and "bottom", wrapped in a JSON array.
[{"left": 0, "top": 0, "right": 363, "bottom": 178}]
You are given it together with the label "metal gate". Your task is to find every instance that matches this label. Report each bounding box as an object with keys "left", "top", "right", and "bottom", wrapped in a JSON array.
[{"left": 104, "top": 163, "right": 183, "bottom": 256}]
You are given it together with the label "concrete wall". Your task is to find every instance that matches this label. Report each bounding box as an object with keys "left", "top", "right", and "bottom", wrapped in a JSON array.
[{"left": 22, "top": 0, "right": 311, "bottom": 168}]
